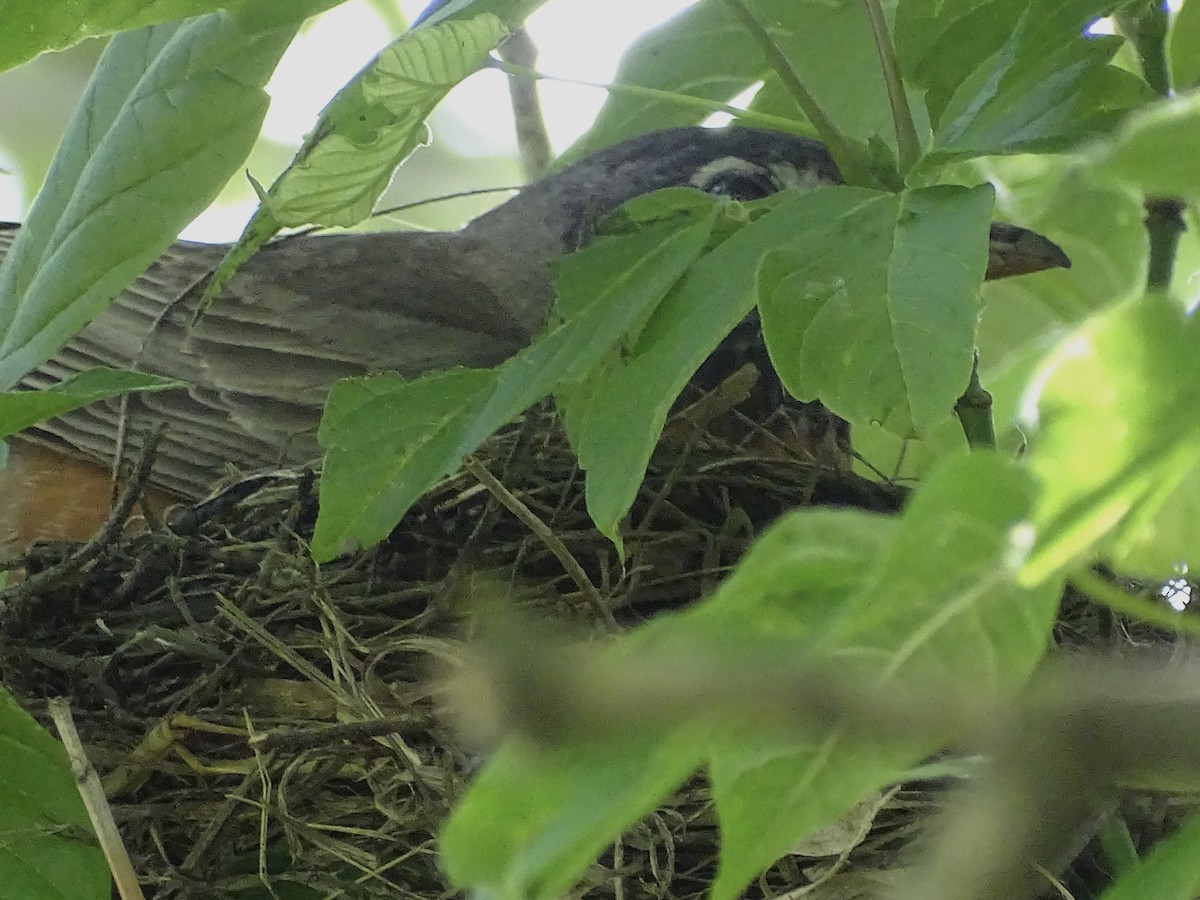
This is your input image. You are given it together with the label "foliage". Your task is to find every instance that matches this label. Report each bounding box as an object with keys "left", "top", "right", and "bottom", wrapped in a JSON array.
[
  {"left": 0, "top": 688, "right": 109, "bottom": 899},
  {"left": 2, "top": 0, "right": 1200, "bottom": 899}
]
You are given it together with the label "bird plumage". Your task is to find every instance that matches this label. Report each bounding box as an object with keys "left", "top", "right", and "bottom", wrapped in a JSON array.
[{"left": 1, "top": 126, "right": 1065, "bottom": 501}]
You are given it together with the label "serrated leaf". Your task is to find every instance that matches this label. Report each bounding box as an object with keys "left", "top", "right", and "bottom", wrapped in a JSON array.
[
  {"left": 1090, "top": 91, "right": 1200, "bottom": 199},
  {"left": 926, "top": 12, "right": 1146, "bottom": 163},
  {"left": 205, "top": 3, "right": 544, "bottom": 310},
  {"left": 759, "top": 184, "right": 992, "bottom": 438},
  {"left": 0, "top": 11, "right": 299, "bottom": 390},
  {"left": 1020, "top": 293, "right": 1200, "bottom": 583},
  {"left": 314, "top": 368, "right": 495, "bottom": 559},
  {"left": 895, "top": 0, "right": 1121, "bottom": 126},
  {"left": 709, "top": 453, "right": 1055, "bottom": 898},
  {"left": 267, "top": 14, "right": 510, "bottom": 228},
  {"left": 313, "top": 207, "right": 717, "bottom": 560},
  {"left": 0, "top": 368, "right": 181, "bottom": 439},
  {"left": 0, "top": 686, "right": 108, "bottom": 899}
]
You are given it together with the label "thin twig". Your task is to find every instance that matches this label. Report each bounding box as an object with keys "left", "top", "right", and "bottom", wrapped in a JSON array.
[
  {"left": 464, "top": 456, "right": 616, "bottom": 628},
  {"left": 498, "top": 27, "right": 553, "bottom": 180},
  {"left": 49, "top": 699, "right": 146, "bottom": 900},
  {"left": 487, "top": 58, "right": 819, "bottom": 141}
]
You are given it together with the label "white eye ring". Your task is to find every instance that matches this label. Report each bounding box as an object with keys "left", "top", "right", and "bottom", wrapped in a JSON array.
[{"left": 689, "top": 157, "right": 778, "bottom": 199}]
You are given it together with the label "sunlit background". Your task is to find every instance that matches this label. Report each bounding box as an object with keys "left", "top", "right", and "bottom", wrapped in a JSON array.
[
  {"left": 0, "top": 0, "right": 700, "bottom": 241},
  {"left": 0, "top": 3, "right": 1182, "bottom": 242}
]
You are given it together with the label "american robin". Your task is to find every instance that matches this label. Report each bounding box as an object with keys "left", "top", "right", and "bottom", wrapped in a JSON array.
[{"left": 0, "top": 126, "right": 1069, "bottom": 549}]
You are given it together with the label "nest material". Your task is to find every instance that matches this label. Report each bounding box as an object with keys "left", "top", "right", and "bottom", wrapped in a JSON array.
[{"left": 0, "top": 379, "right": 1168, "bottom": 900}]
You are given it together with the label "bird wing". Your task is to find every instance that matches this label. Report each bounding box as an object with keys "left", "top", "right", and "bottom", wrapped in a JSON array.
[{"left": 2, "top": 226, "right": 536, "bottom": 498}]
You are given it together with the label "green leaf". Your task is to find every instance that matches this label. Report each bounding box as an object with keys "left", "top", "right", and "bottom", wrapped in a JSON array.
[
  {"left": 206, "top": 2, "right": 545, "bottom": 309},
  {"left": 562, "top": 197, "right": 805, "bottom": 550},
  {"left": 1020, "top": 293, "right": 1200, "bottom": 583},
  {"left": 0, "top": 368, "right": 181, "bottom": 439},
  {"left": 899, "top": 0, "right": 1150, "bottom": 170},
  {"left": 1090, "top": 90, "right": 1200, "bottom": 199},
  {"left": 443, "top": 455, "right": 1055, "bottom": 900},
  {"left": 895, "top": 0, "right": 1121, "bottom": 126},
  {"left": 313, "top": 205, "right": 718, "bottom": 560},
  {"left": 0, "top": 11, "right": 300, "bottom": 390},
  {"left": 1168, "top": 0, "right": 1200, "bottom": 91},
  {"left": 265, "top": 14, "right": 510, "bottom": 228},
  {"left": 928, "top": 24, "right": 1143, "bottom": 163},
  {"left": 563, "top": 0, "right": 912, "bottom": 165},
  {"left": 441, "top": 732, "right": 705, "bottom": 900},
  {"left": 0, "top": 0, "right": 335, "bottom": 75},
  {"left": 441, "top": 508, "right": 895, "bottom": 900},
  {"left": 1100, "top": 810, "right": 1200, "bottom": 900},
  {"left": 709, "top": 453, "right": 1056, "bottom": 898},
  {"left": 0, "top": 687, "right": 108, "bottom": 899},
  {"left": 314, "top": 367, "right": 496, "bottom": 559},
  {"left": 760, "top": 184, "right": 993, "bottom": 438}
]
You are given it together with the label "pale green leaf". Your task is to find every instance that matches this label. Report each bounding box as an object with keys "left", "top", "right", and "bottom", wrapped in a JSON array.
[
  {"left": 1090, "top": 91, "right": 1200, "bottom": 199},
  {"left": 206, "top": 3, "right": 545, "bottom": 308},
  {"left": 267, "top": 15, "right": 510, "bottom": 228},
  {"left": 0, "top": 368, "right": 181, "bottom": 439},
  {"left": 1020, "top": 293, "right": 1200, "bottom": 583},
  {"left": 442, "top": 508, "right": 894, "bottom": 900},
  {"left": 1169, "top": 0, "right": 1200, "bottom": 91},
  {"left": 0, "top": 11, "right": 299, "bottom": 389},
  {"left": 441, "top": 732, "right": 704, "bottom": 900},
  {"left": 709, "top": 453, "right": 1056, "bottom": 898}
]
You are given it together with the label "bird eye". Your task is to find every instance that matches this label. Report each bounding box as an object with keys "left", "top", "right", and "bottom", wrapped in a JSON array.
[{"left": 699, "top": 169, "right": 778, "bottom": 201}]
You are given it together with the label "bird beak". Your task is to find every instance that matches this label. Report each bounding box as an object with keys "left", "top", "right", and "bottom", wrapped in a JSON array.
[{"left": 985, "top": 222, "right": 1072, "bottom": 280}]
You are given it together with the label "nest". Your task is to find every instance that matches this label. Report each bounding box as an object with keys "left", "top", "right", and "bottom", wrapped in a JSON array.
[{"left": 0, "top": 374, "right": 1177, "bottom": 899}]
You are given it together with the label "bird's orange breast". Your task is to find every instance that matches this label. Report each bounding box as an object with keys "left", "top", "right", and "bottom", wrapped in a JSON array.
[{"left": 0, "top": 442, "right": 175, "bottom": 553}]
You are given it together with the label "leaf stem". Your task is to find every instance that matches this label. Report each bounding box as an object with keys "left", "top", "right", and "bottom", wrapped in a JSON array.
[
  {"left": 718, "top": 0, "right": 879, "bottom": 187},
  {"left": 861, "top": 0, "right": 921, "bottom": 175},
  {"left": 1116, "top": 1, "right": 1171, "bottom": 97},
  {"left": 1144, "top": 197, "right": 1186, "bottom": 292},
  {"left": 954, "top": 352, "right": 996, "bottom": 449}
]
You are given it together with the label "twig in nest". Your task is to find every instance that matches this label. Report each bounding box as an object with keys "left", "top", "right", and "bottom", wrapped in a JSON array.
[
  {"left": 463, "top": 456, "right": 616, "bottom": 629},
  {"left": 49, "top": 698, "right": 146, "bottom": 900}
]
